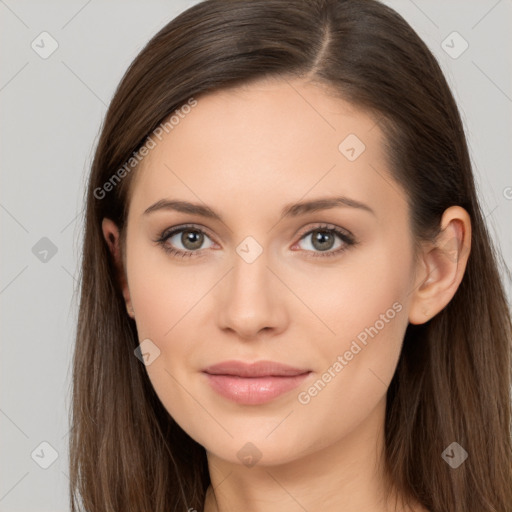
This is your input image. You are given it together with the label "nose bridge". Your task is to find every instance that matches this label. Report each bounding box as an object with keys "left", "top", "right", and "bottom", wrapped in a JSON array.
[
  {"left": 230, "top": 238, "right": 273, "bottom": 306},
  {"left": 217, "top": 235, "right": 286, "bottom": 337}
]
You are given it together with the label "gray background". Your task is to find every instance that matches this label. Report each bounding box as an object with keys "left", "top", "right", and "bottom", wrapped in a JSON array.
[{"left": 1, "top": 1, "right": 511, "bottom": 510}]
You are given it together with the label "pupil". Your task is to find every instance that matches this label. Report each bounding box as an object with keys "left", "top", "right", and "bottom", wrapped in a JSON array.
[
  {"left": 313, "top": 230, "right": 334, "bottom": 251},
  {"left": 182, "top": 230, "right": 203, "bottom": 250}
]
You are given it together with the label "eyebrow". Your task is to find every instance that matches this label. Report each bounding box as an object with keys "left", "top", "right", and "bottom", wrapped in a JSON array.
[{"left": 143, "top": 195, "right": 375, "bottom": 221}]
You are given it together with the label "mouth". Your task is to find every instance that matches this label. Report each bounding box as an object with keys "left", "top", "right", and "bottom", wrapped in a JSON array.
[{"left": 202, "top": 360, "right": 312, "bottom": 405}]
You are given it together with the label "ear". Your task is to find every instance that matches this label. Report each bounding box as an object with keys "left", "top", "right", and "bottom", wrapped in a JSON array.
[
  {"left": 408, "top": 206, "right": 471, "bottom": 325},
  {"left": 101, "top": 217, "right": 135, "bottom": 319}
]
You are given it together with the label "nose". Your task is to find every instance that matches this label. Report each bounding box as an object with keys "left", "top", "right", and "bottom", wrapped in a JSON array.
[{"left": 216, "top": 247, "right": 288, "bottom": 340}]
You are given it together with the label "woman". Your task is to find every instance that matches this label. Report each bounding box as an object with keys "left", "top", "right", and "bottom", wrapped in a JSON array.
[{"left": 69, "top": 0, "right": 512, "bottom": 511}]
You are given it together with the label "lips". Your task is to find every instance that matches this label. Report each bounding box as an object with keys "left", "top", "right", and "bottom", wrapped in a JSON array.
[
  {"left": 202, "top": 360, "right": 310, "bottom": 378},
  {"left": 202, "top": 360, "right": 312, "bottom": 405}
]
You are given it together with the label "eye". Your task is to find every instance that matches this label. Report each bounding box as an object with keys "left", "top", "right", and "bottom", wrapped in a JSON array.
[
  {"left": 155, "top": 224, "right": 215, "bottom": 258},
  {"left": 155, "top": 223, "right": 357, "bottom": 259},
  {"left": 292, "top": 223, "right": 356, "bottom": 258}
]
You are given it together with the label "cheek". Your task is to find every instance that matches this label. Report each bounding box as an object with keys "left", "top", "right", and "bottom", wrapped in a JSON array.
[
  {"left": 126, "top": 257, "right": 204, "bottom": 436},
  {"left": 289, "top": 236, "right": 410, "bottom": 350},
  {"left": 126, "top": 237, "right": 209, "bottom": 342},
  {"left": 290, "top": 294, "right": 407, "bottom": 455},
  {"left": 293, "top": 239, "right": 411, "bottom": 416},
  {"left": 125, "top": 244, "right": 218, "bottom": 424}
]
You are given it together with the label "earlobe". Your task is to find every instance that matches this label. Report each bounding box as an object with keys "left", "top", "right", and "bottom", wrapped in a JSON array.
[
  {"left": 408, "top": 206, "right": 471, "bottom": 325},
  {"left": 101, "top": 217, "right": 135, "bottom": 318}
]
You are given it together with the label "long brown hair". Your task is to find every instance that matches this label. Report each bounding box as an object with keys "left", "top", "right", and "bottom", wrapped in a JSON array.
[{"left": 69, "top": 1, "right": 512, "bottom": 510}]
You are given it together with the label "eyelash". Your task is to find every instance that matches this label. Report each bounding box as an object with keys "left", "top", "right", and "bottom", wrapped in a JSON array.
[{"left": 154, "top": 223, "right": 357, "bottom": 259}]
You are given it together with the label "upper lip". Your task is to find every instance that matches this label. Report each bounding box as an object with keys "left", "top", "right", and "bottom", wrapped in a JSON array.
[{"left": 202, "top": 360, "right": 311, "bottom": 377}]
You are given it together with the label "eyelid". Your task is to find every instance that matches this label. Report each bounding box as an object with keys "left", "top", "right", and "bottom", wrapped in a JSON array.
[
  {"left": 294, "top": 222, "right": 354, "bottom": 242},
  {"left": 159, "top": 223, "right": 217, "bottom": 242}
]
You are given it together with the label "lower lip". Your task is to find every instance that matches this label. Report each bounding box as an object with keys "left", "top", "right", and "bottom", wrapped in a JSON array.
[{"left": 203, "top": 372, "right": 311, "bottom": 405}]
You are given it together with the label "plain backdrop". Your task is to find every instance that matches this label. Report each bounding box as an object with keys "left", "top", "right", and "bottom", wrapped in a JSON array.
[{"left": 1, "top": 1, "right": 511, "bottom": 510}]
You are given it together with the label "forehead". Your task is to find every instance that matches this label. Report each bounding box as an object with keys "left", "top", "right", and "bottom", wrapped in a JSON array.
[{"left": 128, "top": 77, "right": 404, "bottom": 224}]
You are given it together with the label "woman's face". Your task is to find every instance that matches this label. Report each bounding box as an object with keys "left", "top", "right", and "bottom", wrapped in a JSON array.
[{"left": 112, "top": 78, "right": 421, "bottom": 466}]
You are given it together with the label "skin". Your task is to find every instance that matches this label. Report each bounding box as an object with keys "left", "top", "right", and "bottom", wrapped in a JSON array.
[{"left": 102, "top": 77, "right": 471, "bottom": 512}]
